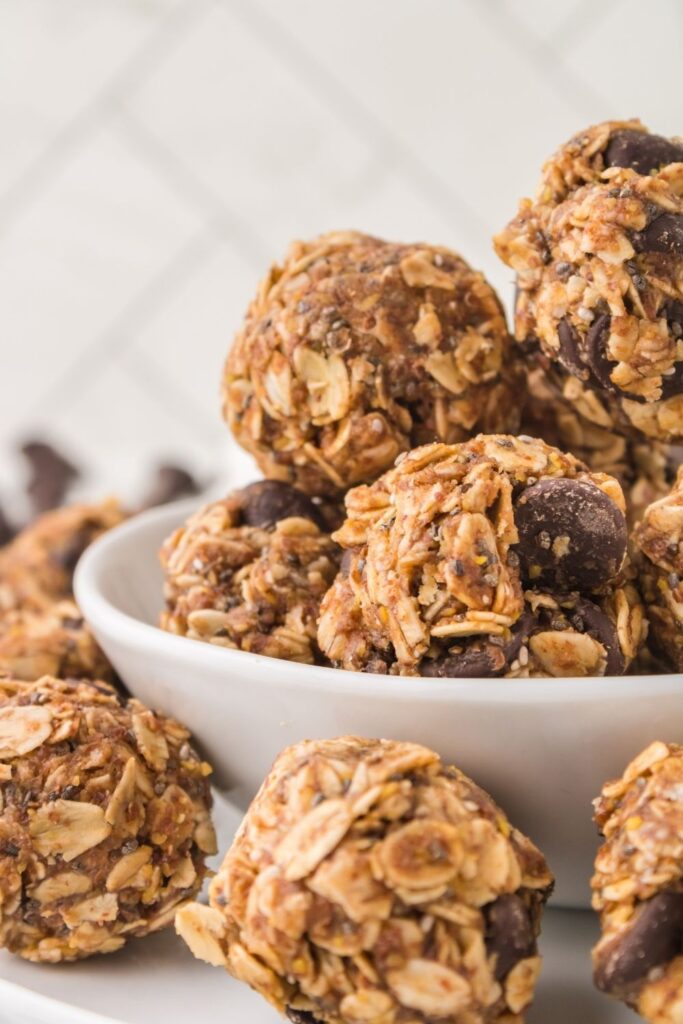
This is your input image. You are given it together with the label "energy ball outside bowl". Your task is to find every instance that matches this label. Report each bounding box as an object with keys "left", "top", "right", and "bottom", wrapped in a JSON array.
[
  {"left": 159, "top": 481, "right": 340, "bottom": 664},
  {"left": 632, "top": 467, "right": 683, "bottom": 670},
  {"left": 0, "top": 600, "right": 115, "bottom": 683},
  {"left": 318, "top": 435, "right": 644, "bottom": 677},
  {"left": 176, "top": 736, "right": 554, "bottom": 1024},
  {"left": 0, "top": 499, "right": 126, "bottom": 617},
  {"left": 592, "top": 741, "right": 683, "bottom": 1024},
  {"left": 223, "top": 231, "right": 525, "bottom": 496},
  {"left": 495, "top": 120, "right": 683, "bottom": 444},
  {"left": 0, "top": 676, "right": 216, "bottom": 963}
]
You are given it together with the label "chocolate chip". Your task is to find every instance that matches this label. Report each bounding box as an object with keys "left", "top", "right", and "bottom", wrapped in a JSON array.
[
  {"left": 20, "top": 440, "right": 79, "bottom": 515},
  {"left": 514, "top": 478, "right": 627, "bottom": 591},
  {"left": 53, "top": 528, "right": 91, "bottom": 579},
  {"left": 594, "top": 891, "right": 683, "bottom": 995},
  {"left": 240, "top": 481, "right": 323, "bottom": 529},
  {"left": 584, "top": 313, "right": 619, "bottom": 391},
  {"left": 557, "top": 317, "right": 590, "bottom": 381},
  {"left": 286, "top": 1011, "right": 321, "bottom": 1024},
  {"left": 0, "top": 505, "right": 15, "bottom": 547},
  {"left": 140, "top": 464, "right": 201, "bottom": 510},
  {"left": 571, "top": 599, "right": 625, "bottom": 675},
  {"left": 632, "top": 213, "right": 683, "bottom": 257},
  {"left": 420, "top": 611, "right": 535, "bottom": 679},
  {"left": 485, "top": 894, "right": 536, "bottom": 981},
  {"left": 420, "top": 642, "right": 507, "bottom": 678},
  {"left": 605, "top": 130, "right": 683, "bottom": 175}
]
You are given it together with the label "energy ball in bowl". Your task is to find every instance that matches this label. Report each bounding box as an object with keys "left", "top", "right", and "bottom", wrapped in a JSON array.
[
  {"left": 318, "top": 435, "right": 645, "bottom": 677},
  {"left": 0, "top": 676, "right": 216, "bottom": 962},
  {"left": 223, "top": 231, "right": 524, "bottom": 496},
  {"left": 0, "top": 499, "right": 126, "bottom": 616},
  {"left": 177, "top": 736, "right": 554, "bottom": 1023},
  {"left": 0, "top": 600, "right": 114, "bottom": 683},
  {"left": 495, "top": 121, "right": 683, "bottom": 443},
  {"left": 632, "top": 467, "right": 683, "bottom": 670},
  {"left": 159, "top": 481, "right": 340, "bottom": 664},
  {"left": 592, "top": 741, "right": 683, "bottom": 1023}
]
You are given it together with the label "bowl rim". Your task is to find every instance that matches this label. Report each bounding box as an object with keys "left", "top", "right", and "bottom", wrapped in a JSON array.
[{"left": 74, "top": 500, "right": 683, "bottom": 706}]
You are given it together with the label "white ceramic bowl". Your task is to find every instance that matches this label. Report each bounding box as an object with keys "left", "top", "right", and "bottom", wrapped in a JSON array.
[{"left": 75, "top": 500, "right": 683, "bottom": 909}]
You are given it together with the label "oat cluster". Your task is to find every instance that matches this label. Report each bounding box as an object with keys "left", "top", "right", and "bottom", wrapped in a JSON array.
[
  {"left": 160, "top": 481, "right": 340, "bottom": 664},
  {"left": 177, "top": 737, "right": 553, "bottom": 1024},
  {"left": 0, "top": 676, "right": 216, "bottom": 963},
  {"left": 318, "top": 435, "right": 644, "bottom": 677},
  {"left": 495, "top": 119, "right": 683, "bottom": 443},
  {"left": 223, "top": 231, "right": 523, "bottom": 496},
  {"left": 632, "top": 467, "right": 683, "bottom": 669},
  {"left": 592, "top": 741, "right": 683, "bottom": 1024}
]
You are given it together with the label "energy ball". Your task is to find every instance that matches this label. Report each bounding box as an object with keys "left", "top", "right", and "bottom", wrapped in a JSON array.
[
  {"left": 176, "top": 736, "right": 554, "bottom": 1024},
  {"left": 495, "top": 120, "right": 683, "bottom": 443},
  {"left": 632, "top": 468, "right": 683, "bottom": 670},
  {"left": 0, "top": 600, "right": 114, "bottom": 683},
  {"left": 318, "top": 436, "right": 645, "bottom": 677},
  {"left": 159, "top": 481, "right": 340, "bottom": 664},
  {"left": 0, "top": 499, "right": 126, "bottom": 616},
  {"left": 223, "top": 231, "right": 524, "bottom": 496},
  {"left": 592, "top": 741, "right": 683, "bottom": 1023},
  {"left": 0, "top": 676, "right": 216, "bottom": 962}
]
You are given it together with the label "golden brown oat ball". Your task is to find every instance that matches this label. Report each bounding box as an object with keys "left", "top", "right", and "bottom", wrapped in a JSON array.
[
  {"left": 159, "top": 481, "right": 340, "bottom": 664},
  {"left": 177, "top": 736, "right": 554, "bottom": 1024},
  {"left": 495, "top": 121, "right": 683, "bottom": 443},
  {"left": 223, "top": 231, "right": 525, "bottom": 496},
  {"left": 0, "top": 676, "right": 216, "bottom": 963},
  {"left": 592, "top": 741, "right": 683, "bottom": 1023},
  {"left": 0, "top": 499, "right": 126, "bottom": 617},
  {"left": 632, "top": 468, "right": 683, "bottom": 670},
  {"left": 0, "top": 600, "right": 114, "bottom": 683},
  {"left": 318, "top": 436, "right": 645, "bottom": 677}
]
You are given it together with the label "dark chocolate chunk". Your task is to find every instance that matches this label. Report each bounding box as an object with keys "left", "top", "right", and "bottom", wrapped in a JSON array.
[
  {"left": 514, "top": 478, "right": 627, "bottom": 591},
  {"left": 632, "top": 213, "right": 683, "bottom": 257},
  {"left": 594, "top": 891, "right": 683, "bottom": 995},
  {"left": 557, "top": 318, "right": 589, "bottom": 381},
  {"left": 420, "top": 611, "right": 535, "bottom": 679},
  {"left": 140, "top": 464, "right": 201, "bottom": 510},
  {"left": 286, "top": 1012, "right": 322, "bottom": 1024},
  {"left": 605, "top": 130, "right": 683, "bottom": 175},
  {"left": 420, "top": 642, "right": 507, "bottom": 679},
  {"left": 485, "top": 893, "right": 536, "bottom": 981},
  {"left": 0, "top": 505, "right": 15, "bottom": 547},
  {"left": 240, "top": 480, "right": 323, "bottom": 529},
  {"left": 569, "top": 599, "right": 625, "bottom": 675},
  {"left": 20, "top": 440, "right": 79, "bottom": 515},
  {"left": 584, "top": 313, "right": 618, "bottom": 392}
]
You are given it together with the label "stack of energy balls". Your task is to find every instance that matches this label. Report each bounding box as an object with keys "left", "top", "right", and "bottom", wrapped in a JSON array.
[
  {"left": 0, "top": 458, "right": 215, "bottom": 963},
  {"left": 162, "top": 121, "right": 683, "bottom": 678}
]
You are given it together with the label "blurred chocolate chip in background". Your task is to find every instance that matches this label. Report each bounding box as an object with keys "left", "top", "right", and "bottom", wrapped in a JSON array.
[
  {"left": 20, "top": 439, "right": 79, "bottom": 516},
  {"left": 139, "top": 463, "right": 202, "bottom": 510},
  {"left": 0, "top": 505, "right": 15, "bottom": 546}
]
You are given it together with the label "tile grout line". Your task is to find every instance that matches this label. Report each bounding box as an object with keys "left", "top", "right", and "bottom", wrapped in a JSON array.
[
  {"left": 120, "top": 347, "right": 224, "bottom": 447},
  {"left": 0, "top": 0, "right": 213, "bottom": 237},
  {"left": 30, "top": 224, "right": 223, "bottom": 418},
  {"left": 113, "top": 108, "right": 271, "bottom": 270},
  {"left": 474, "top": 0, "right": 614, "bottom": 122},
  {"left": 220, "top": 0, "right": 492, "bottom": 241}
]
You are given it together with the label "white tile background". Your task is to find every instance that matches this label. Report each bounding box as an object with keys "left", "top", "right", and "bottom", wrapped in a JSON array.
[{"left": 1, "top": 0, "right": 682, "bottom": 512}]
